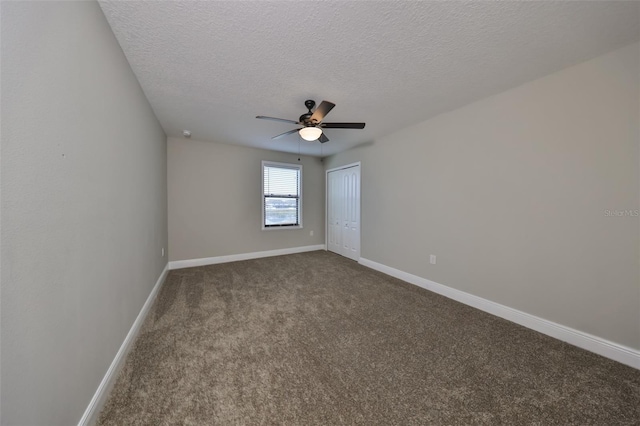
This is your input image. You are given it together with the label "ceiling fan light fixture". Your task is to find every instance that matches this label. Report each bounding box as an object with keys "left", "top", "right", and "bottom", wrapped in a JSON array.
[{"left": 299, "top": 126, "right": 322, "bottom": 141}]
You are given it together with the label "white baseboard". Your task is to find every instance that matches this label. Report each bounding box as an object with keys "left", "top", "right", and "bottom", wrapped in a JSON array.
[
  {"left": 358, "top": 257, "right": 640, "bottom": 370},
  {"left": 169, "top": 244, "right": 326, "bottom": 270},
  {"left": 78, "top": 263, "right": 169, "bottom": 426}
]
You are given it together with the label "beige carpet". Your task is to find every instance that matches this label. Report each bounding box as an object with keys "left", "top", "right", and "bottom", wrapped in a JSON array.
[{"left": 99, "top": 251, "right": 640, "bottom": 425}]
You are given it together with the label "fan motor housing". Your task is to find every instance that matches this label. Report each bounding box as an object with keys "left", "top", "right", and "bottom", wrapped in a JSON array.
[{"left": 299, "top": 113, "right": 313, "bottom": 124}]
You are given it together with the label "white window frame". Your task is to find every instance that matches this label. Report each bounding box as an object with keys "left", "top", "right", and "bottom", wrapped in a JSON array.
[{"left": 261, "top": 160, "right": 303, "bottom": 230}]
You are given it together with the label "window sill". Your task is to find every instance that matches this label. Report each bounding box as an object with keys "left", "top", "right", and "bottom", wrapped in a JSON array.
[{"left": 262, "top": 225, "right": 303, "bottom": 231}]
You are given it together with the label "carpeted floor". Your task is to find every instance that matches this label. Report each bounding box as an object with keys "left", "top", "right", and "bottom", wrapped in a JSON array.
[{"left": 98, "top": 251, "right": 640, "bottom": 425}]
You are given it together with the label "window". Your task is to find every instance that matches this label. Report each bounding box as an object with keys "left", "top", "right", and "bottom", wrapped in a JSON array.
[{"left": 262, "top": 161, "right": 302, "bottom": 229}]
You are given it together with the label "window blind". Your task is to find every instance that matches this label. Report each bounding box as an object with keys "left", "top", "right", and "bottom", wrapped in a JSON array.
[{"left": 263, "top": 163, "right": 301, "bottom": 227}]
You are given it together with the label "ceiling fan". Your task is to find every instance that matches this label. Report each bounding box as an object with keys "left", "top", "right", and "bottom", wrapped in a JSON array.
[{"left": 256, "top": 100, "right": 365, "bottom": 143}]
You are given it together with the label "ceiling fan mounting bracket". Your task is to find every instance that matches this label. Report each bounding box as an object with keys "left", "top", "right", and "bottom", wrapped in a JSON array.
[
  {"left": 304, "top": 99, "right": 315, "bottom": 111},
  {"left": 300, "top": 99, "right": 316, "bottom": 124}
]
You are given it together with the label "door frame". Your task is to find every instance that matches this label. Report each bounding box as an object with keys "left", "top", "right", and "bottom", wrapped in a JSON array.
[{"left": 325, "top": 161, "right": 361, "bottom": 259}]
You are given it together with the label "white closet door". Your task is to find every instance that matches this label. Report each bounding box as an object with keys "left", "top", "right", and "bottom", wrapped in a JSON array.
[
  {"left": 327, "top": 170, "right": 341, "bottom": 254},
  {"left": 327, "top": 165, "right": 360, "bottom": 261}
]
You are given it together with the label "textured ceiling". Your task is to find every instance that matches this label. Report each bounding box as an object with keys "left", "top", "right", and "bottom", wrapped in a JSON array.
[{"left": 98, "top": 1, "right": 640, "bottom": 157}]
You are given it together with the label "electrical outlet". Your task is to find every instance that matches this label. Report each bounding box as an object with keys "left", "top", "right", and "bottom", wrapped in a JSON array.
[
  {"left": 430, "top": 255, "right": 436, "bottom": 265},
  {"left": 310, "top": 230, "right": 314, "bottom": 236},
  {"left": 162, "top": 248, "right": 165, "bottom": 257}
]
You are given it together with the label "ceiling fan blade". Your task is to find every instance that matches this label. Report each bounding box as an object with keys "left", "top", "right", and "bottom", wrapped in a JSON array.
[
  {"left": 256, "top": 116, "right": 300, "bottom": 125},
  {"left": 271, "top": 128, "right": 301, "bottom": 140},
  {"left": 321, "top": 122, "right": 366, "bottom": 129},
  {"left": 319, "top": 133, "right": 329, "bottom": 143},
  {"left": 309, "top": 101, "right": 335, "bottom": 123}
]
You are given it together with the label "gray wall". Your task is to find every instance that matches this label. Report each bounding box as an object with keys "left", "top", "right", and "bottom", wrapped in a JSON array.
[
  {"left": 326, "top": 42, "right": 640, "bottom": 350},
  {"left": 1, "top": 2, "right": 168, "bottom": 425},
  {"left": 168, "top": 137, "right": 325, "bottom": 261}
]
